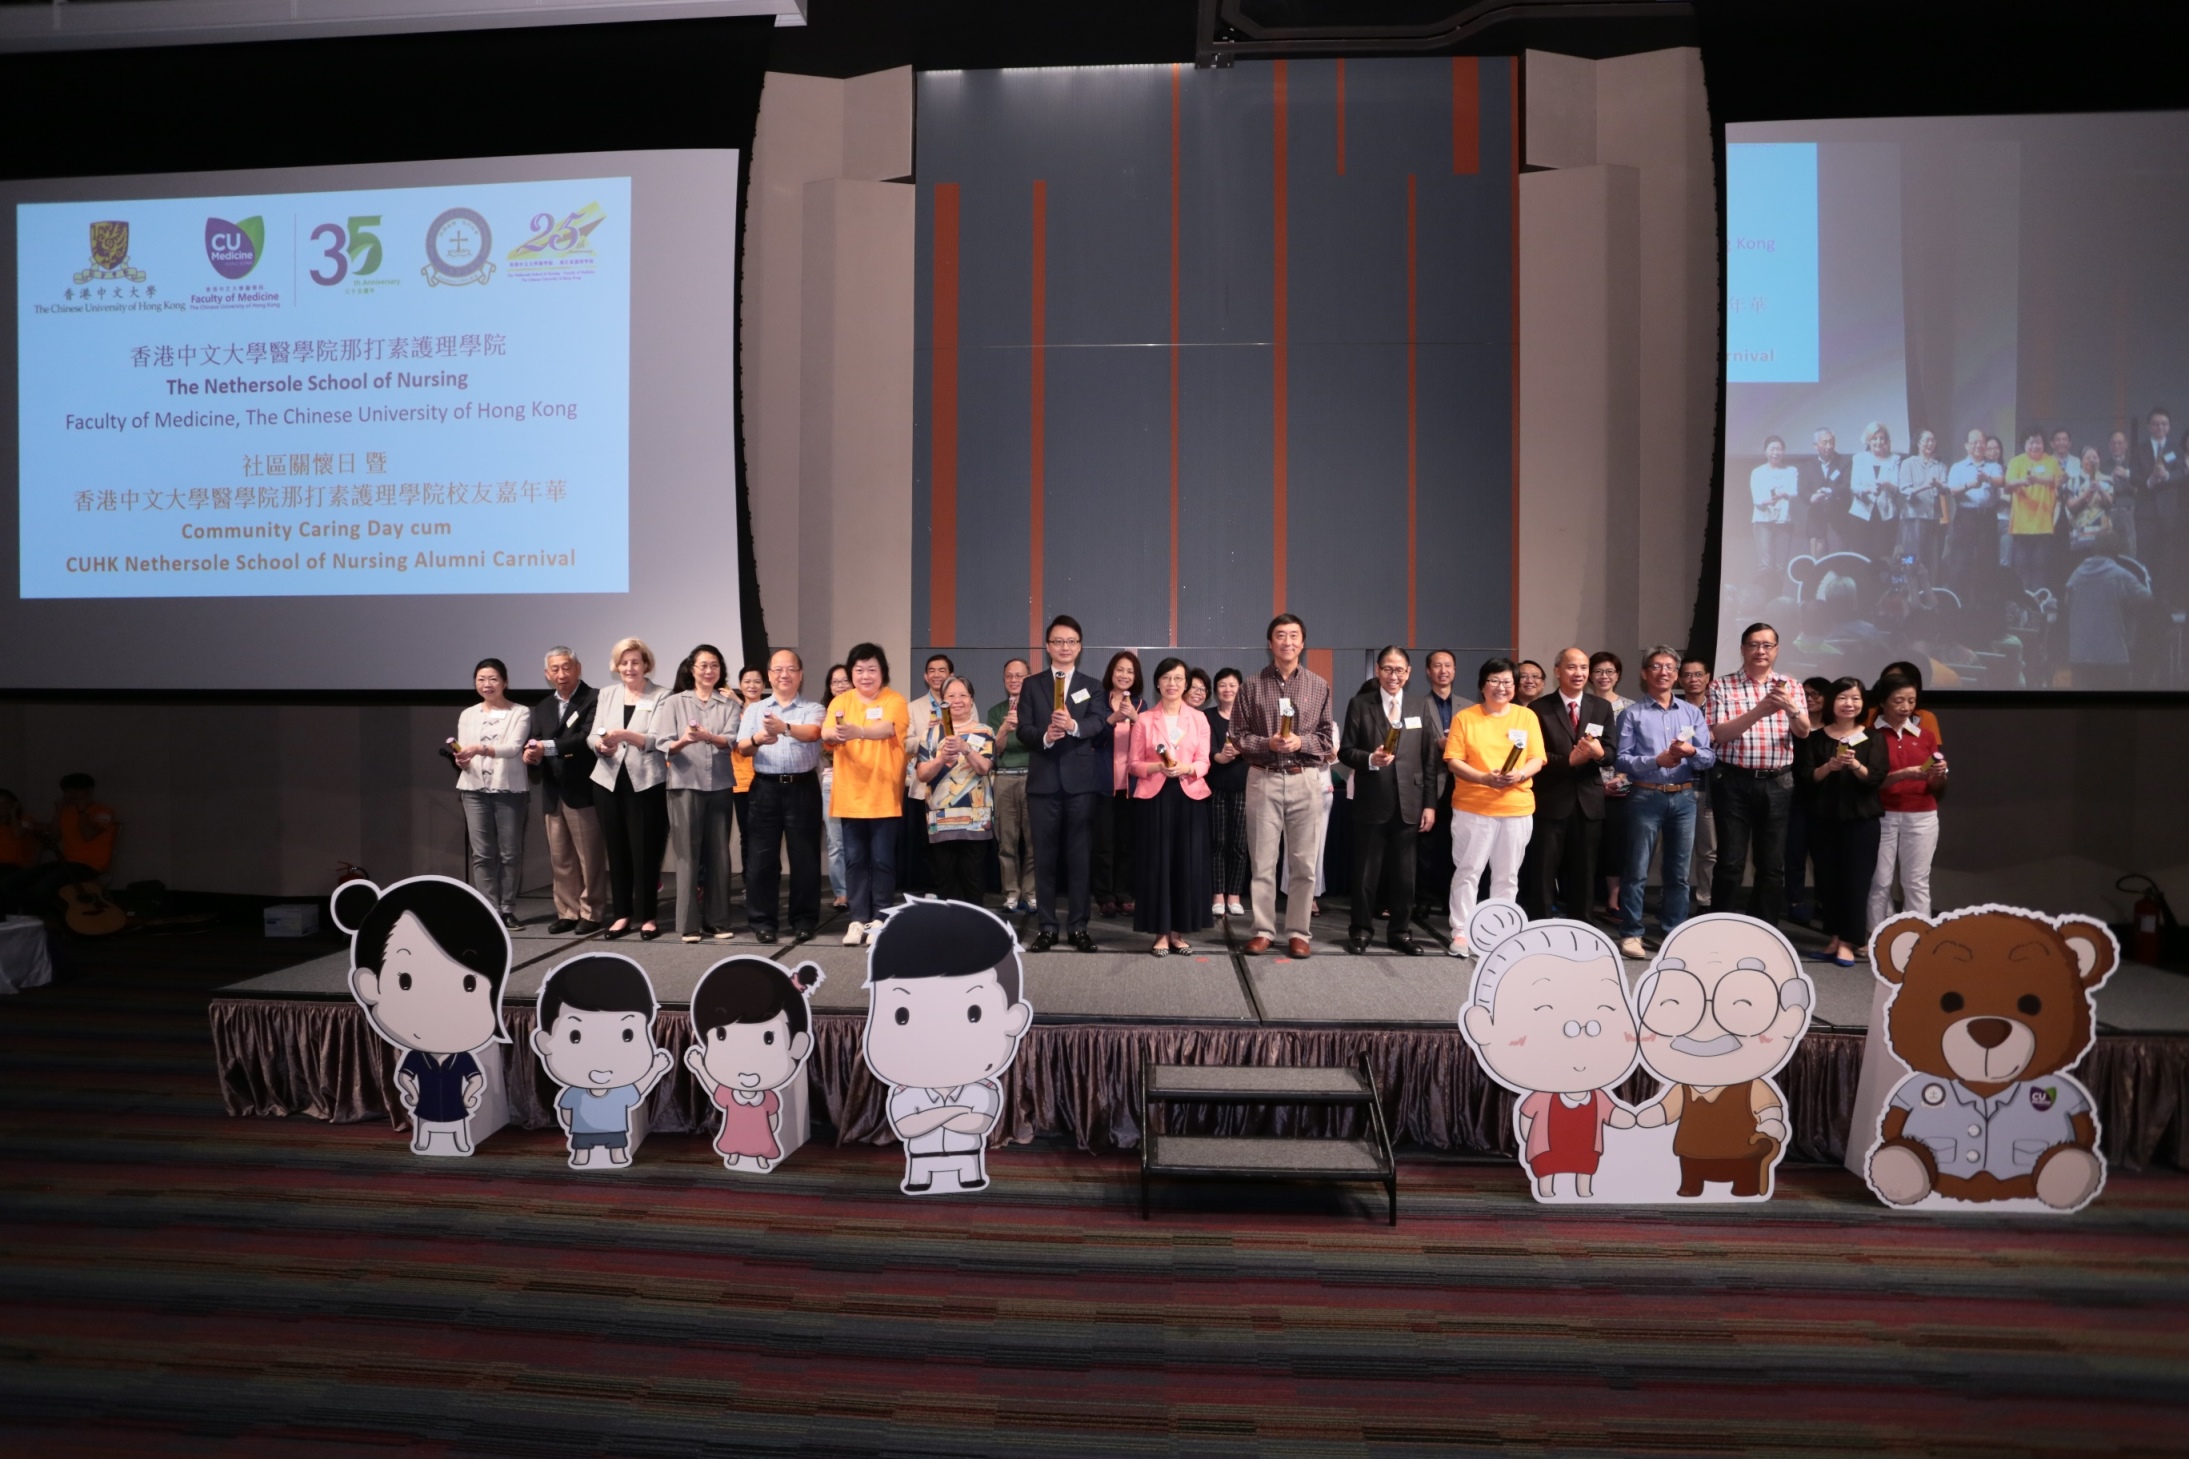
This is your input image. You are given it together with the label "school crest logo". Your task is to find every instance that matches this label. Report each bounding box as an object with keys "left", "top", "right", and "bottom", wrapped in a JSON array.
[
  {"left": 75, "top": 221, "right": 146, "bottom": 283},
  {"left": 422, "top": 206, "right": 495, "bottom": 287}
]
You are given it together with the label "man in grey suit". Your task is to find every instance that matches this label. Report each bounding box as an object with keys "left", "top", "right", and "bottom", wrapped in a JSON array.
[
  {"left": 523, "top": 646, "right": 605, "bottom": 934},
  {"left": 1337, "top": 646, "right": 1440, "bottom": 955}
]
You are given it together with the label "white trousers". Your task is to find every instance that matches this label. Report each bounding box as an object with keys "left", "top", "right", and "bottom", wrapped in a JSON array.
[
  {"left": 1868, "top": 809, "right": 1939, "bottom": 929},
  {"left": 1449, "top": 808, "right": 1532, "bottom": 942}
]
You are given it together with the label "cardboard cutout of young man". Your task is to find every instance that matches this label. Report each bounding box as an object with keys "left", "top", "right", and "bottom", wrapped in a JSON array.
[
  {"left": 1857, "top": 905, "right": 2117, "bottom": 1214},
  {"left": 861, "top": 898, "right": 1034, "bottom": 1195},
  {"left": 335, "top": 874, "right": 513, "bottom": 1157},
  {"left": 531, "top": 953, "right": 675, "bottom": 1170},
  {"left": 1629, "top": 913, "right": 1815, "bottom": 1202},
  {"left": 1458, "top": 900, "right": 1652, "bottom": 1201},
  {"left": 685, "top": 956, "right": 825, "bottom": 1173}
]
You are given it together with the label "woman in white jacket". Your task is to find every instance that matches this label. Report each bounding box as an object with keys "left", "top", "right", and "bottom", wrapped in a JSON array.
[
  {"left": 588, "top": 637, "right": 672, "bottom": 940},
  {"left": 451, "top": 657, "right": 529, "bottom": 929}
]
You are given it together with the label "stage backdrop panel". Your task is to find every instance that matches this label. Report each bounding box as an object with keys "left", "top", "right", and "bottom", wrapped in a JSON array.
[{"left": 913, "top": 59, "right": 1517, "bottom": 672}]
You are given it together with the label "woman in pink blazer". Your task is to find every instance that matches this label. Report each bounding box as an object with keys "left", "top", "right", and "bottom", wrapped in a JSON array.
[{"left": 1127, "top": 657, "right": 1214, "bottom": 954}]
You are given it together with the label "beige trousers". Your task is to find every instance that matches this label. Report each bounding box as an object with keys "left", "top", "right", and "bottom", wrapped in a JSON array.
[
  {"left": 543, "top": 796, "right": 608, "bottom": 921},
  {"left": 993, "top": 773, "right": 1037, "bottom": 904},
  {"left": 1246, "top": 766, "right": 1328, "bottom": 942}
]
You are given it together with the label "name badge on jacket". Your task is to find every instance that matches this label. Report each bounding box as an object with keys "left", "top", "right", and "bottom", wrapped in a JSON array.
[{"left": 1402, "top": 716, "right": 1421, "bottom": 730}]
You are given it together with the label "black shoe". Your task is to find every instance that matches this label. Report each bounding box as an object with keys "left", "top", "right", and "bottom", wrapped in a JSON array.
[
  {"left": 547, "top": 918, "right": 577, "bottom": 935},
  {"left": 754, "top": 927, "right": 778, "bottom": 944},
  {"left": 1032, "top": 930, "right": 1058, "bottom": 952},
  {"left": 574, "top": 919, "right": 603, "bottom": 935},
  {"left": 602, "top": 924, "right": 631, "bottom": 939},
  {"left": 1388, "top": 936, "right": 1424, "bottom": 956},
  {"left": 639, "top": 925, "right": 663, "bottom": 941},
  {"left": 791, "top": 926, "right": 816, "bottom": 941},
  {"left": 502, "top": 913, "right": 523, "bottom": 931},
  {"left": 1346, "top": 933, "right": 1372, "bottom": 955},
  {"left": 903, "top": 1181, "right": 933, "bottom": 1192},
  {"left": 1071, "top": 930, "right": 1097, "bottom": 953},
  {"left": 958, "top": 1177, "right": 989, "bottom": 1191}
]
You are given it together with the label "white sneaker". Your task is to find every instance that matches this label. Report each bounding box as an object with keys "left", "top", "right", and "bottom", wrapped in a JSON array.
[
  {"left": 842, "top": 921, "right": 864, "bottom": 946},
  {"left": 1212, "top": 898, "right": 1227, "bottom": 916},
  {"left": 1447, "top": 940, "right": 1471, "bottom": 958},
  {"left": 1227, "top": 897, "right": 1246, "bottom": 916},
  {"left": 863, "top": 923, "right": 879, "bottom": 946},
  {"left": 1004, "top": 898, "right": 1021, "bottom": 913},
  {"left": 1620, "top": 936, "right": 1649, "bottom": 960}
]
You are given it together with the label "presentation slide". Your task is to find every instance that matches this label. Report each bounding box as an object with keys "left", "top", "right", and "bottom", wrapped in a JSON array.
[
  {"left": 2, "top": 150, "right": 741, "bottom": 690},
  {"left": 19, "top": 178, "right": 631, "bottom": 598},
  {"left": 1717, "top": 112, "right": 2189, "bottom": 693}
]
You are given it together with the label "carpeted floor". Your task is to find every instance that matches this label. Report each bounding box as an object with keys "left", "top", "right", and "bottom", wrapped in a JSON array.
[{"left": 5, "top": 928, "right": 2188, "bottom": 1456}]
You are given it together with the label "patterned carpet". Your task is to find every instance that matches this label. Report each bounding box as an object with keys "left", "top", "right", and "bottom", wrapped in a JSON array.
[{"left": 4, "top": 931, "right": 2188, "bottom": 1456}]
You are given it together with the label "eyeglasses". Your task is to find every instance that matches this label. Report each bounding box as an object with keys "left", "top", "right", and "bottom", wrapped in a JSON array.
[
  {"left": 1046, "top": 636, "right": 1080, "bottom": 647},
  {"left": 1641, "top": 961, "right": 1784, "bottom": 1039}
]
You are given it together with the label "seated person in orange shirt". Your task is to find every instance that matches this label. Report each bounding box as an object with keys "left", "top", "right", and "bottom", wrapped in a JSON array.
[{"left": 7, "top": 773, "right": 119, "bottom": 918}]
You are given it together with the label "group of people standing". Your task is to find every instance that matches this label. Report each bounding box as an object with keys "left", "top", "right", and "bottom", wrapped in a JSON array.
[{"left": 447, "top": 615, "right": 1949, "bottom": 965}]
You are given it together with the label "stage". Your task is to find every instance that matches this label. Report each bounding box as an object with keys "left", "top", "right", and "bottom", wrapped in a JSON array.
[{"left": 207, "top": 893, "right": 2189, "bottom": 1172}]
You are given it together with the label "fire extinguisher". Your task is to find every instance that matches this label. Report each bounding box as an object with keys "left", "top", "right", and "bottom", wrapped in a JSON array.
[{"left": 2117, "top": 874, "right": 2176, "bottom": 967}]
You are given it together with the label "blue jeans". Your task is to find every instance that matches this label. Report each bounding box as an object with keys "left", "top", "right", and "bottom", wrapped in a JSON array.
[
  {"left": 841, "top": 816, "right": 898, "bottom": 924},
  {"left": 1619, "top": 786, "right": 1697, "bottom": 939}
]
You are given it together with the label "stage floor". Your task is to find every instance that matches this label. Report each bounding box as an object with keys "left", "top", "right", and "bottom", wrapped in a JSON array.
[{"left": 223, "top": 890, "right": 2189, "bottom": 1035}]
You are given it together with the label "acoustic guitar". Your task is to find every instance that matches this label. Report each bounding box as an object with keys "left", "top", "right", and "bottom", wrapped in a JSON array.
[{"left": 58, "top": 880, "right": 129, "bottom": 937}]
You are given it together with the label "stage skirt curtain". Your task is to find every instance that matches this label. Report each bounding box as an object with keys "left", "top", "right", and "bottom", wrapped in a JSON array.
[{"left": 207, "top": 1001, "right": 2188, "bottom": 1171}]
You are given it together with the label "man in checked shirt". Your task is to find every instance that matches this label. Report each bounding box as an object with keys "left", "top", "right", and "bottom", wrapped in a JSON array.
[
  {"left": 1233, "top": 613, "right": 1336, "bottom": 958},
  {"left": 1704, "top": 622, "right": 1812, "bottom": 928}
]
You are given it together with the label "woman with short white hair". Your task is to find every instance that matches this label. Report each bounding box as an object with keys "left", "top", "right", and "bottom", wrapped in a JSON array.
[
  {"left": 587, "top": 636, "right": 672, "bottom": 940},
  {"left": 1851, "top": 420, "right": 1902, "bottom": 561}
]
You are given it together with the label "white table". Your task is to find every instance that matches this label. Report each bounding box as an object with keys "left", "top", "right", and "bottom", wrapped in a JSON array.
[{"left": 0, "top": 916, "right": 54, "bottom": 994}]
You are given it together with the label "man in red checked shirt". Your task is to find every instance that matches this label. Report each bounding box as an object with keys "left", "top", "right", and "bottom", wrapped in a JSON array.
[{"left": 1704, "top": 623, "right": 1811, "bottom": 927}]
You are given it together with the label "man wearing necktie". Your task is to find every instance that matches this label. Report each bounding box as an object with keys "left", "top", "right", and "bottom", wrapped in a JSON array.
[
  {"left": 1337, "top": 647, "right": 1440, "bottom": 955},
  {"left": 1522, "top": 648, "right": 1617, "bottom": 923},
  {"left": 1013, "top": 615, "right": 1111, "bottom": 951}
]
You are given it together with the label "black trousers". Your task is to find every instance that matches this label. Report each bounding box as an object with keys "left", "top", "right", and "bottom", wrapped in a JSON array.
[
  {"left": 1523, "top": 807, "right": 1600, "bottom": 922},
  {"left": 1092, "top": 790, "right": 1137, "bottom": 904},
  {"left": 745, "top": 772, "right": 823, "bottom": 934},
  {"left": 1029, "top": 790, "right": 1097, "bottom": 934},
  {"left": 927, "top": 838, "right": 990, "bottom": 905},
  {"left": 1709, "top": 767, "right": 1792, "bottom": 928},
  {"left": 1349, "top": 812, "right": 1418, "bottom": 940},
  {"left": 1809, "top": 814, "right": 1881, "bottom": 944},
  {"left": 597, "top": 772, "right": 669, "bottom": 924}
]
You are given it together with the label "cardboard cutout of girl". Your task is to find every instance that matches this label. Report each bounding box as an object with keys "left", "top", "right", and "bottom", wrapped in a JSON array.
[
  {"left": 532, "top": 953, "right": 676, "bottom": 1170},
  {"left": 1457, "top": 901, "right": 1646, "bottom": 1201},
  {"left": 335, "top": 874, "right": 512, "bottom": 1157},
  {"left": 685, "top": 956, "right": 825, "bottom": 1173}
]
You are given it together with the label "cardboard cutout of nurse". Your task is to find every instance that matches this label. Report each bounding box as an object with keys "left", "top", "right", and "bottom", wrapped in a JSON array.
[
  {"left": 1459, "top": 900, "right": 1815, "bottom": 1203},
  {"left": 532, "top": 953, "right": 676, "bottom": 1170},
  {"left": 860, "top": 899, "right": 1034, "bottom": 1196},
  {"left": 335, "top": 874, "right": 513, "bottom": 1157},
  {"left": 1854, "top": 905, "right": 2116, "bottom": 1214},
  {"left": 685, "top": 955, "right": 825, "bottom": 1173}
]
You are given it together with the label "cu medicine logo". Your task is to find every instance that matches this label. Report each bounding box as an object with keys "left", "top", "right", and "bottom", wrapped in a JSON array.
[{"left": 206, "top": 216, "right": 265, "bottom": 279}]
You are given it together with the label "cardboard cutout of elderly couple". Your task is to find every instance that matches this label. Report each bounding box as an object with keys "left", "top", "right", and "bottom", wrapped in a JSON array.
[
  {"left": 1851, "top": 905, "right": 2117, "bottom": 1214},
  {"left": 1458, "top": 901, "right": 1815, "bottom": 1203},
  {"left": 860, "top": 898, "right": 1034, "bottom": 1196}
]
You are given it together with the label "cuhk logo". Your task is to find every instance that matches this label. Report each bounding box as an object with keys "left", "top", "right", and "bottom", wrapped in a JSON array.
[{"left": 205, "top": 216, "right": 265, "bottom": 279}]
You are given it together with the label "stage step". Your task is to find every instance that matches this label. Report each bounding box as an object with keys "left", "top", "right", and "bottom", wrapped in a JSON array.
[{"left": 1140, "top": 1055, "right": 1397, "bottom": 1224}]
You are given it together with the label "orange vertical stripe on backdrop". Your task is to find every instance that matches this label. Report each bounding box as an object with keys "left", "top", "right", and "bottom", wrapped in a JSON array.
[
  {"left": 1307, "top": 647, "right": 1333, "bottom": 693},
  {"left": 1406, "top": 174, "right": 1418, "bottom": 650},
  {"left": 1452, "top": 56, "right": 1480, "bottom": 175},
  {"left": 1169, "top": 65, "right": 1183, "bottom": 648},
  {"left": 1272, "top": 60, "right": 1290, "bottom": 616},
  {"left": 1335, "top": 58, "right": 1346, "bottom": 176},
  {"left": 1505, "top": 59, "right": 1520, "bottom": 649},
  {"left": 930, "top": 184, "right": 960, "bottom": 648},
  {"left": 1030, "top": 180, "right": 1047, "bottom": 654}
]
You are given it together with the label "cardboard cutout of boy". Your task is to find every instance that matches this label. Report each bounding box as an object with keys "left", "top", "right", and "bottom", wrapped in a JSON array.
[
  {"left": 861, "top": 898, "right": 1034, "bottom": 1195},
  {"left": 335, "top": 874, "right": 512, "bottom": 1157},
  {"left": 685, "top": 956, "right": 825, "bottom": 1173},
  {"left": 531, "top": 953, "right": 675, "bottom": 1170},
  {"left": 1458, "top": 901, "right": 1649, "bottom": 1201},
  {"left": 1857, "top": 905, "right": 2117, "bottom": 1214},
  {"left": 1629, "top": 913, "right": 1815, "bottom": 1201}
]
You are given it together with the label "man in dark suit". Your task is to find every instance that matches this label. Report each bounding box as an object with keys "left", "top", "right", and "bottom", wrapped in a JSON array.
[
  {"left": 1523, "top": 647, "right": 1616, "bottom": 923},
  {"left": 1014, "top": 614, "right": 1111, "bottom": 951},
  {"left": 2132, "top": 406, "right": 2187, "bottom": 613},
  {"left": 1412, "top": 649, "right": 1464, "bottom": 926},
  {"left": 522, "top": 646, "right": 605, "bottom": 934},
  {"left": 1798, "top": 427, "right": 1852, "bottom": 556},
  {"left": 1337, "top": 647, "right": 1440, "bottom": 955}
]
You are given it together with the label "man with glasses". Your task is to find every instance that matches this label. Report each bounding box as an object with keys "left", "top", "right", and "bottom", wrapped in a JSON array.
[
  {"left": 1704, "top": 623, "right": 1810, "bottom": 927},
  {"left": 1613, "top": 647, "right": 1715, "bottom": 958},
  {"left": 1678, "top": 655, "right": 1716, "bottom": 906},
  {"left": 985, "top": 658, "right": 1038, "bottom": 913},
  {"left": 736, "top": 648, "right": 826, "bottom": 944},
  {"left": 1337, "top": 646, "right": 1438, "bottom": 955},
  {"left": 1014, "top": 615, "right": 1110, "bottom": 951}
]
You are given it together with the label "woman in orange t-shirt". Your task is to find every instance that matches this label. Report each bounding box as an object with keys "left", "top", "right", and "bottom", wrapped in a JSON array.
[
  {"left": 1440, "top": 658, "right": 1546, "bottom": 956},
  {"left": 822, "top": 643, "right": 910, "bottom": 946}
]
